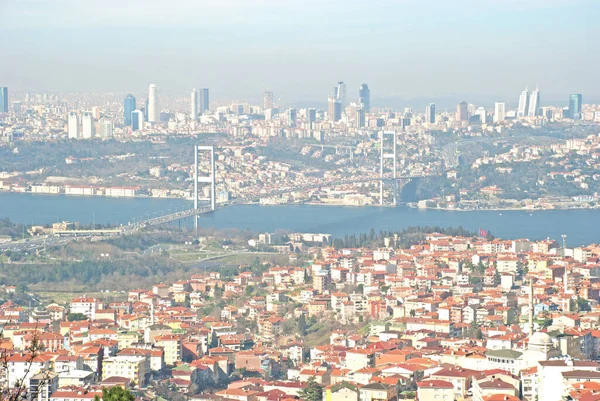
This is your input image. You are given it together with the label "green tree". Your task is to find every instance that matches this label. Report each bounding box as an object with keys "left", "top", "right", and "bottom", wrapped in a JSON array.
[
  {"left": 67, "top": 313, "right": 88, "bottom": 322},
  {"left": 577, "top": 297, "right": 591, "bottom": 312},
  {"left": 94, "top": 386, "right": 135, "bottom": 401},
  {"left": 299, "top": 376, "right": 323, "bottom": 401}
]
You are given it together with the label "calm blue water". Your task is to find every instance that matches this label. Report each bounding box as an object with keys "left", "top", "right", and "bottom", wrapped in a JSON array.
[{"left": 1, "top": 192, "right": 599, "bottom": 246}]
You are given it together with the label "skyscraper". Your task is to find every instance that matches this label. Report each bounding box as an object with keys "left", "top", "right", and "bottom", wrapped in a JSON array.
[
  {"left": 569, "top": 94, "right": 583, "bottom": 119},
  {"left": 456, "top": 101, "right": 469, "bottom": 121},
  {"left": 148, "top": 84, "right": 159, "bottom": 123},
  {"left": 359, "top": 84, "right": 370, "bottom": 112},
  {"left": 328, "top": 97, "right": 342, "bottom": 122},
  {"left": 307, "top": 108, "right": 316, "bottom": 127},
  {"left": 518, "top": 86, "right": 530, "bottom": 117},
  {"left": 528, "top": 86, "right": 540, "bottom": 117},
  {"left": 356, "top": 107, "right": 366, "bottom": 128},
  {"left": 81, "top": 112, "right": 95, "bottom": 139},
  {"left": 263, "top": 91, "right": 274, "bottom": 111},
  {"left": 477, "top": 107, "right": 487, "bottom": 124},
  {"left": 123, "top": 94, "right": 136, "bottom": 126},
  {"left": 191, "top": 89, "right": 199, "bottom": 120},
  {"left": 67, "top": 112, "right": 79, "bottom": 139},
  {"left": 494, "top": 102, "right": 506, "bottom": 123},
  {"left": 0, "top": 87, "right": 8, "bottom": 113},
  {"left": 286, "top": 108, "right": 297, "bottom": 128},
  {"left": 334, "top": 82, "right": 346, "bottom": 106},
  {"left": 131, "top": 110, "right": 144, "bottom": 131},
  {"left": 200, "top": 88, "right": 209, "bottom": 113},
  {"left": 425, "top": 103, "right": 435, "bottom": 124}
]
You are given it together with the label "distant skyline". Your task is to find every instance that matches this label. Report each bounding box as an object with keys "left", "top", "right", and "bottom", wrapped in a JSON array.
[{"left": 1, "top": 0, "right": 597, "bottom": 106}]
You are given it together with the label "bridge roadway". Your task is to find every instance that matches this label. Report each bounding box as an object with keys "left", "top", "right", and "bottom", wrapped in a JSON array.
[{"left": 128, "top": 205, "right": 213, "bottom": 231}]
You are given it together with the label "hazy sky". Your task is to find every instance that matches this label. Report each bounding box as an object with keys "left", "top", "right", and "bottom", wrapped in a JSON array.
[{"left": 1, "top": 0, "right": 597, "bottom": 106}]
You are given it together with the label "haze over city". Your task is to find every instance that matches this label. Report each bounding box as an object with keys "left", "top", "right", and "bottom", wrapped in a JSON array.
[{"left": 1, "top": 0, "right": 598, "bottom": 107}]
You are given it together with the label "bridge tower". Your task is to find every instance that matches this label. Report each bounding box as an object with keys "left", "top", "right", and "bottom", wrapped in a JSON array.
[
  {"left": 194, "top": 145, "right": 216, "bottom": 212},
  {"left": 380, "top": 130, "right": 397, "bottom": 205}
]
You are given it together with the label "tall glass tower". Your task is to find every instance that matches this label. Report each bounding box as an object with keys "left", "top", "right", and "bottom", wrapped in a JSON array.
[
  {"left": 517, "top": 87, "right": 530, "bottom": 118},
  {"left": 123, "top": 94, "right": 136, "bottom": 126},
  {"left": 0, "top": 87, "right": 8, "bottom": 113},
  {"left": 359, "top": 84, "right": 370, "bottom": 112},
  {"left": 425, "top": 103, "right": 435, "bottom": 124},
  {"left": 200, "top": 88, "right": 210, "bottom": 113},
  {"left": 569, "top": 94, "right": 583, "bottom": 119}
]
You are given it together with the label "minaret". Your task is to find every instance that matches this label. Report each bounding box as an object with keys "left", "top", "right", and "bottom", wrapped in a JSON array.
[
  {"left": 151, "top": 299, "right": 155, "bottom": 326},
  {"left": 528, "top": 278, "right": 534, "bottom": 335}
]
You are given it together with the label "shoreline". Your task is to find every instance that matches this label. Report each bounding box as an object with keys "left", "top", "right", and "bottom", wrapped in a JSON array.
[{"left": 1, "top": 190, "right": 599, "bottom": 212}]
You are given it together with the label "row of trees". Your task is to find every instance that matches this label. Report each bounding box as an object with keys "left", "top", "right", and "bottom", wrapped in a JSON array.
[{"left": 331, "top": 226, "right": 482, "bottom": 249}]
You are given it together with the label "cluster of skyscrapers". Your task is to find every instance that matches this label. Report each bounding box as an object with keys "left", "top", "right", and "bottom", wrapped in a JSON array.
[
  {"left": 190, "top": 88, "right": 209, "bottom": 121},
  {"left": 0, "top": 83, "right": 587, "bottom": 138},
  {"left": 517, "top": 86, "right": 541, "bottom": 117},
  {"left": 326, "top": 82, "right": 370, "bottom": 125},
  {"left": 122, "top": 85, "right": 210, "bottom": 131},
  {"left": 67, "top": 110, "right": 113, "bottom": 140}
]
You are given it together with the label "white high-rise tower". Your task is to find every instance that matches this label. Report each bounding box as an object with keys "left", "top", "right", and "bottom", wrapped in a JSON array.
[
  {"left": 494, "top": 102, "right": 506, "bottom": 123},
  {"left": 528, "top": 86, "right": 540, "bottom": 117},
  {"left": 81, "top": 112, "right": 95, "bottom": 139},
  {"left": 148, "top": 84, "right": 159, "bottom": 123},
  {"left": 191, "top": 89, "right": 199, "bottom": 120},
  {"left": 67, "top": 112, "right": 79, "bottom": 139},
  {"left": 518, "top": 86, "right": 530, "bottom": 118}
]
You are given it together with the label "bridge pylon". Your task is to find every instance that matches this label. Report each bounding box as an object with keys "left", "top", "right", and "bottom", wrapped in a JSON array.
[
  {"left": 194, "top": 145, "right": 216, "bottom": 233},
  {"left": 380, "top": 131, "right": 397, "bottom": 206}
]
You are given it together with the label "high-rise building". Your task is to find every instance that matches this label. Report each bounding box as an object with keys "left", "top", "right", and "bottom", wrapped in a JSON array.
[
  {"left": 263, "top": 91, "right": 273, "bottom": 111},
  {"left": 191, "top": 89, "right": 199, "bottom": 120},
  {"left": 456, "top": 101, "right": 469, "bottom": 121},
  {"left": 81, "top": 112, "right": 95, "bottom": 139},
  {"left": 425, "top": 103, "right": 435, "bottom": 124},
  {"left": 356, "top": 107, "right": 366, "bottom": 128},
  {"left": 518, "top": 86, "right": 530, "bottom": 117},
  {"left": 100, "top": 120, "right": 114, "bottom": 139},
  {"left": 0, "top": 87, "right": 8, "bottom": 113},
  {"left": 148, "top": 84, "right": 159, "bottom": 123},
  {"left": 12, "top": 101, "right": 21, "bottom": 114},
  {"left": 123, "top": 94, "right": 136, "bottom": 126},
  {"left": 476, "top": 107, "right": 487, "bottom": 124},
  {"left": 467, "top": 103, "right": 476, "bottom": 116},
  {"left": 200, "top": 88, "right": 209, "bottom": 113},
  {"left": 307, "top": 108, "right": 316, "bottom": 127},
  {"left": 144, "top": 98, "right": 149, "bottom": 120},
  {"left": 328, "top": 97, "right": 342, "bottom": 122},
  {"left": 528, "top": 86, "right": 540, "bottom": 117},
  {"left": 286, "top": 108, "right": 297, "bottom": 128},
  {"left": 334, "top": 81, "right": 346, "bottom": 106},
  {"left": 569, "top": 94, "right": 583, "bottom": 119},
  {"left": 494, "top": 102, "right": 506, "bottom": 123},
  {"left": 131, "top": 110, "right": 144, "bottom": 131},
  {"left": 359, "top": 84, "right": 370, "bottom": 112},
  {"left": 67, "top": 112, "right": 79, "bottom": 139}
]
